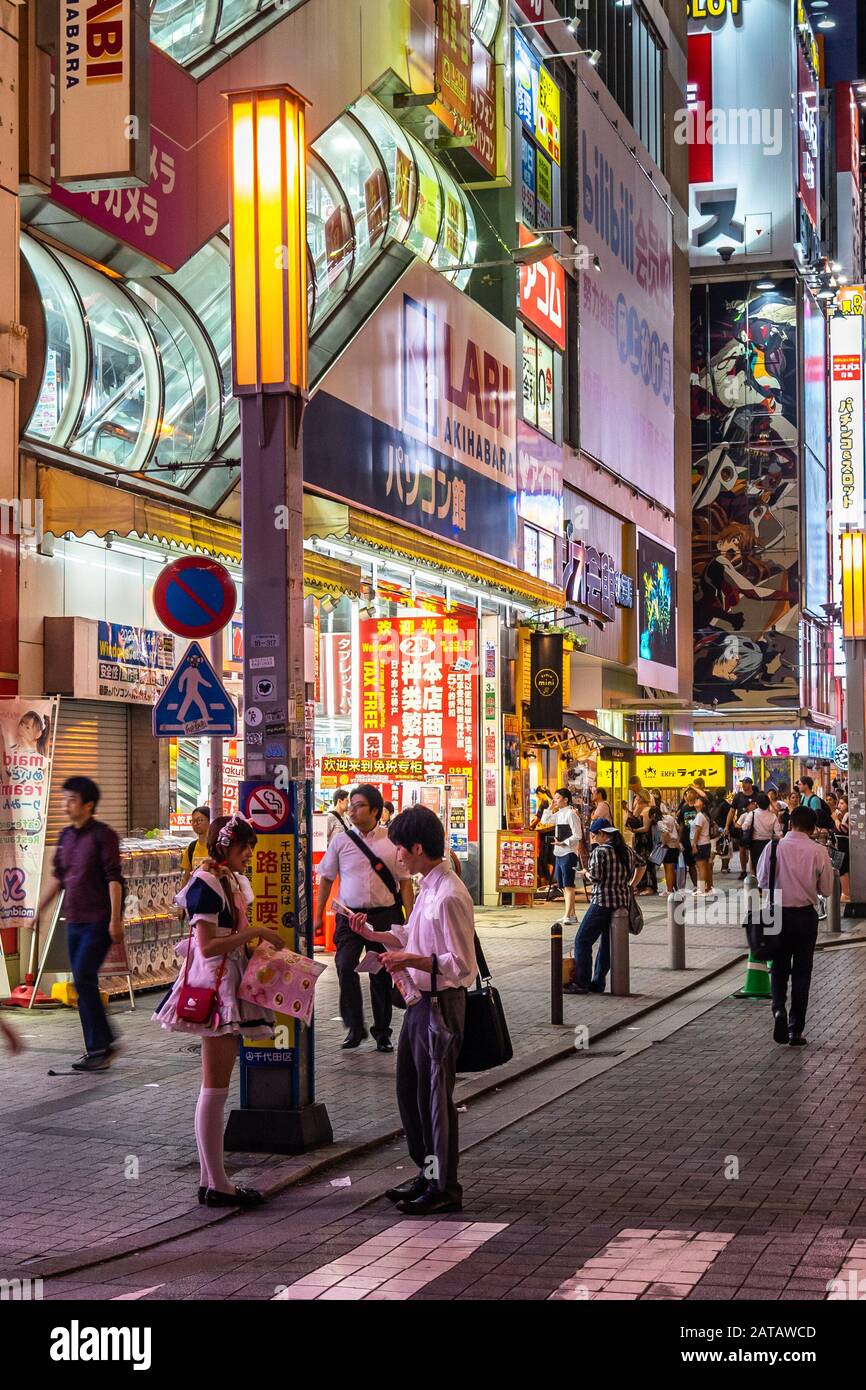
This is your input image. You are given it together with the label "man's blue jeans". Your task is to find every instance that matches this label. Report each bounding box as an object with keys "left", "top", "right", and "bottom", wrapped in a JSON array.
[
  {"left": 67, "top": 920, "right": 115, "bottom": 1055},
  {"left": 574, "top": 904, "right": 613, "bottom": 992}
]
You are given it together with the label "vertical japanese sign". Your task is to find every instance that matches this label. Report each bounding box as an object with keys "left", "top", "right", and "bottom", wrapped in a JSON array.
[
  {"left": 481, "top": 618, "right": 500, "bottom": 815},
  {"left": 57, "top": 0, "right": 149, "bottom": 190},
  {"left": 518, "top": 226, "right": 566, "bottom": 351},
  {"left": 239, "top": 782, "right": 298, "bottom": 1066},
  {"left": 797, "top": 46, "right": 819, "bottom": 233},
  {"left": 436, "top": 0, "right": 473, "bottom": 126},
  {"left": 536, "top": 67, "right": 561, "bottom": 167},
  {"left": 0, "top": 698, "right": 58, "bottom": 944},
  {"left": 470, "top": 39, "right": 497, "bottom": 178},
  {"left": 358, "top": 615, "right": 478, "bottom": 844},
  {"left": 829, "top": 312, "right": 866, "bottom": 540}
]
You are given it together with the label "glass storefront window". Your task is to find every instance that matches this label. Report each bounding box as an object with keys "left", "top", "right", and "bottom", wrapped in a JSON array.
[
  {"left": 313, "top": 117, "right": 388, "bottom": 285},
  {"left": 307, "top": 153, "right": 355, "bottom": 330},
  {"left": 405, "top": 139, "right": 443, "bottom": 262},
  {"left": 21, "top": 237, "right": 88, "bottom": 446},
  {"left": 472, "top": 0, "right": 501, "bottom": 50},
  {"left": 349, "top": 94, "right": 417, "bottom": 245},
  {"left": 455, "top": 199, "right": 478, "bottom": 292},
  {"left": 61, "top": 254, "right": 160, "bottom": 473},
  {"left": 163, "top": 238, "right": 239, "bottom": 453},
  {"left": 129, "top": 278, "right": 222, "bottom": 481}
]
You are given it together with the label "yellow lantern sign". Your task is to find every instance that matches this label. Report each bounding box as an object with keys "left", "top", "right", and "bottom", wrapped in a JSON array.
[
  {"left": 841, "top": 530, "right": 866, "bottom": 640},
  {"left": 227, "top": 85, "right": 309, "bottom": 396}
]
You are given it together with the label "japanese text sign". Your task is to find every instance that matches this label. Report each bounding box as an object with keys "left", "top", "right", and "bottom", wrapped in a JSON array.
[
  {"left": 634, "top": 754, "right": 726, "bottom": 789},
  {"left": 436, "top": 0, "right": 473, "bottom": 126},
  {"left": 470, "top": 39, "right": 497, "bottom": 178},
  {"left": 518, "top": 227, "right": 566, "bottom": 352},
  {"left": 57, "top": 0, "right": 149, "bottom": 190}
]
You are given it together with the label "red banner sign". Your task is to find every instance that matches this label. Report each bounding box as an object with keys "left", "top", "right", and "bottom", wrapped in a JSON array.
[
  {"left": 470, "top": 39, "right": 497, "bottom": 178},
  {"left": 518, "top": 226, "right": 566, "bottom": 352}
]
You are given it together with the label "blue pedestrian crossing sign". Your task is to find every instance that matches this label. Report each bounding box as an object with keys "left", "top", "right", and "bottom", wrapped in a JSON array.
[{"left": 152, "top": 641, "right": 237, "bottom": 738}]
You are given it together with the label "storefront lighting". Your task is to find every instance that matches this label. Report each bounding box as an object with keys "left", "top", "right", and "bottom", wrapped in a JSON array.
[
  {"left": 816, "top": 18, "right": 836, "bottom": 29},
  {"left": 226, "top": 84, "right": 309, "bottom": 396},
  {"left": 842, "top": 531, "right": 866, "bottom": 640}
]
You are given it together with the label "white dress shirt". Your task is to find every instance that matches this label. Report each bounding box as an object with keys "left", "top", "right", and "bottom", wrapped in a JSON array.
[
  {"left": 319, "top": 825, "right": 409, "bottom": 909},
  {"left": 738, "top": 808, "right": 783, "bottom": 841},
  {"left": 756, "top": 831, "right": 833, "bottom": 907},
  {"left": 391, "top": 861, "right": 477, "bottom": 991},
  {"left": 540, "top": 806, "right": 584, "bottom": 857}
]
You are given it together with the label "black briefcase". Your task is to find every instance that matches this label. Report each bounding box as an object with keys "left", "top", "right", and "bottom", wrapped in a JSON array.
[{"left": 456, "top": 935, "right": 513, "bottom": 1073}]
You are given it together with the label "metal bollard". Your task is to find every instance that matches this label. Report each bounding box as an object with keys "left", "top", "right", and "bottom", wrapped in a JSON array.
[
  {"left": 827, "top": 868, "right": 842, "bottom": 934},
  {"left": 667, "top": 891, "right": 686, "bottom": 970},
  {"left": 550, "top": 920, "right": 563, "bottom": 1024},
  {"left": 609, "top": 908, "right": 630, "bottom": 996}
]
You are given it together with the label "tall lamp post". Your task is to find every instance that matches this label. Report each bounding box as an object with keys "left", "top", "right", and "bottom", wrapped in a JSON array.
[
  {"left": 840, "top": 529, "right": 866, "bottom": 914},
  {"left": 223, "top": 85, "right": 332, "bottom": 1152}
]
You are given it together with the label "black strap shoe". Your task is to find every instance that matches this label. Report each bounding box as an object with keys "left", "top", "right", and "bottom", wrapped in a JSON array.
[
  {"left": 385, "top": 1175, "right": 428, "bottom": 1204},
  {"left": 396, "top": 1189, "right": 462, "bottom": 1216},
  {"left": 341, "top": 1030, "right": 368, "bottom": 1049},
  {"left": 197, "top": 1186, "right": 207, "bottom": 1205},
  {"left": 205, "top": 1186, "right": 264, "bottom": 1208}
]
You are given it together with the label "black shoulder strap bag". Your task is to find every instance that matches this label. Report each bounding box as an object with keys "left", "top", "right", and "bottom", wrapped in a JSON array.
[
  {"left": 456, "top": 932, "right": 514, "bottom": 1073},
  {"left": 743, "top": 838, "right": 778, "bottom": 962}
]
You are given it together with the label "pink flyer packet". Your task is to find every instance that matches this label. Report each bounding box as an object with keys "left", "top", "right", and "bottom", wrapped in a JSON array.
[{"left": 238, "top": 943, "right": 328, "bottom": 1026}]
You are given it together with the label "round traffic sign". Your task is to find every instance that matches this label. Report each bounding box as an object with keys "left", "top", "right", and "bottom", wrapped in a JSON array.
[
  {"left": 152, "top": 556, "right": 237, "bottom": 639},
  {"left": 245, "top": 785, "right": 290, "bottom": 832}
]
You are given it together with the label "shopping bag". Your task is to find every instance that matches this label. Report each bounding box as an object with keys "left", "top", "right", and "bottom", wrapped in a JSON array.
[{"left": 238, "top": 943, "right": 327, "bottom": 1026}]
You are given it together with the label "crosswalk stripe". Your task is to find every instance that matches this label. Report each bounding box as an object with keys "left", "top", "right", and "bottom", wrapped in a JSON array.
[{"left": 549, "top": 1227, "right": 735, "bottom": 1300}]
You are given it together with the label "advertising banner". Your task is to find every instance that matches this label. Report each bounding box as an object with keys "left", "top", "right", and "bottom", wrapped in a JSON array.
[
  {"left": 797, "top": 46, "right": 819, "bottom": 233},
  {"left": 435, "top": 0, "right": 473, "bottom": 126},
  {"left": 578, "top": 80, "right": 674, "bottom": 509},
  {"left": 97, "top": 622, "right": 175, "bottom": 703},
  {"left": 517, "top": 419, "right": 563, "bottom": 534},
  {"left": 518, "top": 226, "right": 566, "bottom": 351},
  {"left": 636, "top": 532, "right": 678, "bottom": 694},
  {"left": 528, "top": 632, "right": 563, "bottom": 731},
  {"left": 57, "top": 0, "right": 149, "bottom": 190},
  {"left": 686, "top": 0, "right": 795, "bottom": 266},
  {"left": 51, "top": 44, "right": 210, "bottom": 272},
  {"left": 305, "top": 261, "right": 518, "bottom": 567},
  {"left": 835, "top": 84, "right": 863, "bottom": 284},
  {"left": 635, "top": 753, "right": 726, "bottom": 789},
  {"left": 0, "top": 698, "right": 58, "bottom": 935},
  {"left": 829, "top": 312, "right": 866, "bottom": 540},
  {"left": 357, "top": 615, "right": 478, "bottom": 844},
  {"left": 470, "top": 39, "right": 497, "bottom": 178}
]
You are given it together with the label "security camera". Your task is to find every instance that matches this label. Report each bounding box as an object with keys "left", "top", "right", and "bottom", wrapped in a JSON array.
[{"left": 717, "top": 246, "right": 735, "bottom": 264}]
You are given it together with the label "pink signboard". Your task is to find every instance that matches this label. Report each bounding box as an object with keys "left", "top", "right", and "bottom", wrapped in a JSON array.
[
  {"left": 577, "top": 80, "right": 675, "bottom": 510},
  {"left": 50, "top": 46, "right": 219, "bottom": 272}
]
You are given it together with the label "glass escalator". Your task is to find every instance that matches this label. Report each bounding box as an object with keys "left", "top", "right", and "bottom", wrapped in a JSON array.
[{"left": 21, "top": 93, "right": 479, "bottom": 486}]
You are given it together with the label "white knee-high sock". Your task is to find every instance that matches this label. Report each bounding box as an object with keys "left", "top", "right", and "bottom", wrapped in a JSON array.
[{"left": 195, "top": 1087, "right": 231, "bottom": 1192}]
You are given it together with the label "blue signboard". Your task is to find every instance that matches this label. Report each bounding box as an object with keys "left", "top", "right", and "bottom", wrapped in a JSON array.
[{"left": 152, "top": 641, "right": 237, "bottom": 737}]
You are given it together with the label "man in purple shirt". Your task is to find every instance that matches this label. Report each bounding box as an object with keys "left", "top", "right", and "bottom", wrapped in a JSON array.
[
  {"left": 757, "top": 805, "right": 833, "bottom": 1047},
  {"left": 38, "top": 777, "right": 124, "bottom": 1072}
]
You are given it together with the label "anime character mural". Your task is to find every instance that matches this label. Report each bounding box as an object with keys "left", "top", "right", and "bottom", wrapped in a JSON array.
[{"left": 691, "top": 282, "right": 800, "bottom": 707}]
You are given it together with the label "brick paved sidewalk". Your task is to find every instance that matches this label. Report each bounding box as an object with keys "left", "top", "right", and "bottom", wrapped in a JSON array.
[{"left": 0, "top": 876, "right": 860, "bottom": 1270}]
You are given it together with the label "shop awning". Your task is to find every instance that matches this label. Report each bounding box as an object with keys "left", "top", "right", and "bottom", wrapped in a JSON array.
[{"left": 563, "top": 714, "right": 633, "bottom": 753}]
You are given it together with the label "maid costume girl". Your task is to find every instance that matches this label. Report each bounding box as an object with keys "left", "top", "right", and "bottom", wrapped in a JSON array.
[{"left": 153, "top": 864, "right": 274, "bottom": 1038}]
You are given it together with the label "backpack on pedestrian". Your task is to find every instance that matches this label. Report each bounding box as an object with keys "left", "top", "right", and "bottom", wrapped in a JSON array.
[{"left": 808, "top": 795, "right": 834, "bottom": 832}]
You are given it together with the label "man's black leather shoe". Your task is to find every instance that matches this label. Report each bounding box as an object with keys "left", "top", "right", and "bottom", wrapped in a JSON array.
[
  {"left": 788, "top": 1034, "right": 807, "bottom": 1046},
  {"left": 384, "top": 1176, "right": 428, "bottom": 1204},
  {"left": 376, "top": 1039, "right": 394, "bottom": 1052},
  {"left": 773, "top": 1009, "right": 789, "bottom": 1044},
  {"left": 341, "top": 1030, "right": 368, "bottom": 1049},
  {"left": 396, "top": 1190, "right": 463, "bottom": 1215}
]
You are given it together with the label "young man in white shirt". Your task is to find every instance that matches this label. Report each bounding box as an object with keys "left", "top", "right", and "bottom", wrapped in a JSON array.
[
  {"left": 540, "top": 787, "right": 585, "bottom": 924},
  {"left": 315, "top": 784, "right": 414, "bottom": 1052},
  {"left": 757, "top": 805, "right": 833, "bottom": 1046},
  {"left": 348, "top": 805, "right": 477, "bottom": 1215}
]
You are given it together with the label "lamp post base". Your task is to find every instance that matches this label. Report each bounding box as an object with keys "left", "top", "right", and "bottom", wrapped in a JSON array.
[{"left": 224, "top": 1103, "right": 334, "bottom": 1155}]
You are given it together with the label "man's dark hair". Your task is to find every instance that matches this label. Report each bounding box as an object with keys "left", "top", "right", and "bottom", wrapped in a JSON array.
[
  {"left": 790, "top": 806, "right": 817, "bottom": 834},
  {"left": 555, "top": 786, "right": 572, "bottom": 802},
  {"left": 741, "top": 777, "right": 754, "bottom": 787},
  {"left": 388, "top": 805, "right": 445, "bottom": 861},
  {"left": 799, "top": 775, "right": 813, "bottom": 791},
  {"left": 595, "top": 788, "right": 609, "bottom": 799},
  {"left": 755, "top": 792, "right": 770, "bottom": 811},
  {"left": 333, "top": 788, "right": 350, "bottom": 806},
  {"left": 63, "top": 776, "right": 100, "bottom": 810},
  {"left": 192, "top": 805, "right": 211, "bottom": 820},
  {"left": 383, "top": 801, "right": 395, "bottom": 815},
  {"left": 351, "top": 783, "right": 384, "bottom": 822}
]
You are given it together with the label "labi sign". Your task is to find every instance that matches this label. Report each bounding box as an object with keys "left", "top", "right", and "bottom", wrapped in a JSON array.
[{"left": 529, "top": 632, "right": 563, "bottom": 731}]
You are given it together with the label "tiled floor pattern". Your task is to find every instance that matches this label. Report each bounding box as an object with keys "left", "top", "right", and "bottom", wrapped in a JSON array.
[
  {"left": 271, "top": 1220, "right": 508, "bottom": 1301},
  {"left": 825, "top": 1239, "right": 866, "bottom": 1300},
  {"left": 548, "top": 1228, "right": 735, "bottom": 1301}
]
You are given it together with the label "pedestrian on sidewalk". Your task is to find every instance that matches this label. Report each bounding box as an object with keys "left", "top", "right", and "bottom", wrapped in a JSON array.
[
  {"left": 652, "top": 803, "right": 682, "bottom": 894},
  {"left": 737, "top": 792, "right": 783, "bottom": 873},
  {"left": 757, "top": 805, "right": 832, "bottom": 1047},
  {"left": 539, "top": 788, "right": 585, "bottom": 925},
  {"left": 591, "top": 787, "right": 613, "bottom": 822},
  {"left": 37, "top": 777, "right": 124, "bottom": 1073},
  {"left": 314, "top": 784, "right": 414, "bottom": 1051},
  {"left": 675, "top": 787, "right": 700, "bottom": 889},
  {"left": 326, "top": 788, "right": 351, "bottom": 845},
  {"left": 348, "top": 806, "right": 476, "bottom": 1215},
  {"left": 690, "top": 795, "right": 715, "bottom": 894},
  {"left": 565, "top": 819, "right": 641, "bottom": 995},
  {"left": 780, "top": 789, "right": 801, "bottom": 835},
  {"left": 180, "top": 805, "right": 211, "bottom": 888},
  {"left": 629, "top": 791, "right": 657, "bottom": 895},
  {"left": 153, "top": 813, "right": 282, "bottom": 1208},
  {"left": 725, "top": 777, "right": 755, "bottom": 879}
]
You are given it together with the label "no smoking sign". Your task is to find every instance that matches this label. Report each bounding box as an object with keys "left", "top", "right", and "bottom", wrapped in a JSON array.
[{"left": 243, "top": 784, "right": 291, "bottom": 833}]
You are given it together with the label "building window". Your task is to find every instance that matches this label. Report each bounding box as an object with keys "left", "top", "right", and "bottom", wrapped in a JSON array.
[{"left": 521, "top": 327, "right": 556, "bottom": 438}]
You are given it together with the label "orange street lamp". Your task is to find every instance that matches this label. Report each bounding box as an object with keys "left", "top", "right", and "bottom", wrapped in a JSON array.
[
  {"left": 841, "top": 529, "right": 866, "bottom": 639},
  {"left": 227, "top": 85, "right": 309, "bottom": 397}
]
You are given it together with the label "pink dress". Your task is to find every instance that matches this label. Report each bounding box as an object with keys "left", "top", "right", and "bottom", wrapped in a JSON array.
[{"left": 152, "top": 867, "right": 274, "bottom": 1039}]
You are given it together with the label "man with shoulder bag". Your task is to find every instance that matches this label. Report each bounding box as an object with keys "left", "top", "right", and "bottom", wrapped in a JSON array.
[{"left": 315, "top": 784, "right": 414, "bottom": 1052}]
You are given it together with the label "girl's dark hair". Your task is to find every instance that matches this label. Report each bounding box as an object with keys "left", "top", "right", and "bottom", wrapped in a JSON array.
[
  {"left": 604, "top": 828, "right": 632, "bottom": 875},
  {"left": 755, "top": 792, "right": 770, "bottom": 811},
  {"left": 192, "top": 805, "right": 211, "bottom": 820},
  {"left": 207, "top": 815, "right": 257, "bottom": 862},
  {"left": 555, "top": 786, "right": 572, "bottom": 802}
]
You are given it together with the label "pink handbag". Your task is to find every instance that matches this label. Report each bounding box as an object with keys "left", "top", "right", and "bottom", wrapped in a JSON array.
[{"left": 238, "top": 943, "right": 326, "bottom": 1026}]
